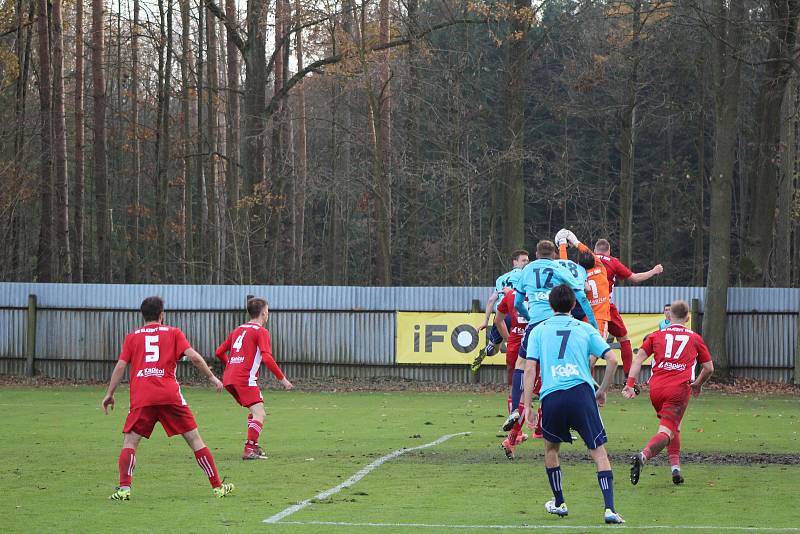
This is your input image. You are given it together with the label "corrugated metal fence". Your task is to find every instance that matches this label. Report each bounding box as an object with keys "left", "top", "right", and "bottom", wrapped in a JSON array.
[{"left": 0, "top": 283, "right": 797, "bottom": 383}]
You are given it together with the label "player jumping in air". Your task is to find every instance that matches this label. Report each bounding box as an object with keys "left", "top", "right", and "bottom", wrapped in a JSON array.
[
  {"left": 622, "top": 300, "right": 714, "bottom": 485},
  {"left": 521, "top": 284, "right": 624, "bottom": 524},
  {"left": 472, "top": 249, "right": 530, "bottom": 372},
  {"left": 101, "top": 296, "right": 234, "bottom": 500},
  {"left": 494, "top": 287, "right": 535, "bottom": 457},
  {"left": 216, "top": 297, "right": 294, "bottom": 460},
  {"left": 502, "top": 240, "right": 597, "bottom": 436},
  {"left": 593, "top": 238, "right": 663, "bottom": 376}
]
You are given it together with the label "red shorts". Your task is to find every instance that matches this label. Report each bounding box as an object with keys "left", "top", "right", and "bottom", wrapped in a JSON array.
[
  {"left": 607, "top": 304, "right": 628, "bottom": 338},
  {"left": 123, "top": 404, "right": 197, "bottom": 438},
  {"left": 506, "top": 346, "right": 519, "bottom": 386},
  {"left": 649, "top": 385, "right": 690, "bottom": 434},
  {"left": 225, "top": 384, "right": 264, "bottom": 408}
]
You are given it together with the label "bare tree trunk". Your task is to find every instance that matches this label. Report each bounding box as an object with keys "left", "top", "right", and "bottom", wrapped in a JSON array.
[
  {"left": 404, "top": 0, "right": 421, "bottom": 283},
  {"left": 154, "top": 0, "right": 169, "bottom": 279},
  {"left": 703, "top": 0, "right": 744, "bottom": 379},
  {"left": 693, "top": 61, "right": 705, "bottom": 286},
  {"left": 774, "top": 77, "right": 796, "bottom": 286},
  {"left": 225, "top": 0, "right": 241, "bottom": 281},
  {"left": 74, "top": 0, "right": 85, "bottom": 282},
  {"left": 205, "top": 3, "right": 220, "bottom": 283},
  {"left": 35, "top": 0, "right": 53, "bottom": 282},
  {"left": 292, "top": 0, "right": 307, "bottom": 283},
  {"left": 180, "top": 0, "right": 194, "bottom": 282},
  {"left": 51, "top": 0, "right": 71, "bottom": 282},
  {"left": 92, "top": 0, "right": 111, "bottom": 281},
  {"left": 740, "top": 0, "right": 800, "bottom": 286}
]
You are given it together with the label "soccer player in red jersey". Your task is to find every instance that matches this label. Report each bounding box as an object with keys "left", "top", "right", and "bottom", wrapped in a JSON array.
[
  {"left": 622, "top": 300, "right": 714, "bottom": 485},
  {"left": 100, "top": 296, "right": 234, "bottom": 500},
  {"left": 594, "top": 238, "right": 663, "bottom": 375},
  {"left": 495, "top": 287, "right": 539, "bottom": 458},
  {"left": 216, "top": 297, "right": 293, "bottom": 460}
]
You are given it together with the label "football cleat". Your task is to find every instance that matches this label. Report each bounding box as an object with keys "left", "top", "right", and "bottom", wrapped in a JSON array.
[
  {"left": 470, "top": 349, "right": 487, "bottom": 373},
  {"left": 502, "top": 409, "right": 520, "bottom": 432},
  {"left": 633, "top": 384, "right": 641, "bottom": 396},
  {"left": 109, "top": 487, "right": 130, "bottom": 501},
  {"left": 604, "top": 509, "right": 625, "bottom": 524},
  {"left": 213, "top": 482, "right": 235, "bottom": 498},
  {"left": 672, "top": 468, "right": 684, "bottom": 485},
  {"left": 545, "top": 500, "right": 568, "bottom": 517},
  {"left": 501, "top": 437, "right": 515, "bottom": 460},
  {"left": 630, "top": 452, "right": 645, "bottom": 485},
  {"left": 242, "top": 448, "right": 268, "bottom": 460}
]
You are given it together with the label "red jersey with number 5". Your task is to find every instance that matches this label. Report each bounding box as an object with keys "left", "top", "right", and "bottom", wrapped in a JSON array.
[
  {"left": 496, "top": 289, "right": 528, "bottom": 354},
  {"left": 216, "top": 323, "right": 285, "bottom": 387},
  {"left": 118, "top": 325, "right": 191, "bottom": 408},
  {"left": 641, "top": 324, "right": 712, "bottom": 390}
]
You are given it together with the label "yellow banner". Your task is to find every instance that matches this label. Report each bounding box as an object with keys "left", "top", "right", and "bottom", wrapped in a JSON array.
[{"left": 395, "top": 312, "right": 667, "bottom": 365}]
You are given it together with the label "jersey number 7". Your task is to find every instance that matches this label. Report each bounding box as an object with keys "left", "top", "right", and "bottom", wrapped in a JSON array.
[{"left": 556, "top": 330, "right": 571, "bottom": 359}]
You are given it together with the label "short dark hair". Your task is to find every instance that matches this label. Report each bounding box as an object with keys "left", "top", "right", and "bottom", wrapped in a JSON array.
[
  {"left": 511, "top": 249, "right": 529, "bottom": 262},
  {"left": 670, "top": 300, "right": 689, "bottom": 320},
  {"left": 549, "top": 284, "right": 576, "bottom": 313},
  {"left": 595, "top": 239, "right": 611, "bottom": 253},
  {"left": 536, "top": 240, "right": 556, "bottom": 259},
  {"left": 578, "top": 251, "right": 595, "bottom": 269},
  {"left": 247, "top": 297, "right": 269, "bottom": 318},
  {"left": 664, "top": 303, "right": 671, "bottom": 309},
  {"left": 141, "top": 296, "right": 164, "bottom": 321}
]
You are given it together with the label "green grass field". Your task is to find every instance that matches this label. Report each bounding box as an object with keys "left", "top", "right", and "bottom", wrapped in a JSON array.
[{"left": 1, "top": 385, "right": 798, "bottom": 533}]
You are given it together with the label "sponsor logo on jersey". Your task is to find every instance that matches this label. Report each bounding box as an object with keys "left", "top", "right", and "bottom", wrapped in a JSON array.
[
  {"left": 550, "top": 363, "right": 580, "bottom": 378},
  {"left": 656, "top": 361, "right": 688, "bottom": 372},
  {"left": 532, "top": 291, "right": 550, "bottom": 301},
  {"left": 136, "top": 367, "right": 165, "bottom": 378},
  {"left": 135, "top": 326, "right": 169, "bottom": 334},
  {"left": 229, "top": 356, "right": 246, "bottom": 364}
]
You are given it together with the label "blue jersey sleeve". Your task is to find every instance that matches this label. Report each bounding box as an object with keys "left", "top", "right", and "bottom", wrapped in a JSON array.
[
  {"left": 576, "top": 290, "right": 598, "bottom": 329},
  {"left": 514, "top": 290, "right": 530, "bottom": 321},
  {"left": 587, "top": 327, "right": 611, "bottom": 358}
]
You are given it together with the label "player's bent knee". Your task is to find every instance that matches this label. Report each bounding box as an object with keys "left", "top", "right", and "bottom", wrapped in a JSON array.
[{"left": 182, "top": 428, "right": 206, "bottom": 451}]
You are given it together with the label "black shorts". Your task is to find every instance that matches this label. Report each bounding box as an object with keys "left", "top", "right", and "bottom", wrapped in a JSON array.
[
  {"left": 541, "top": 382, "right": 608, "bottom": 449},
  {"left": 488, "top": 314, "right": 513, "bottom": 346}
]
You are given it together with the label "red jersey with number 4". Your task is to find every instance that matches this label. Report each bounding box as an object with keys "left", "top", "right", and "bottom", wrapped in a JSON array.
[
  {"left": 641, "top": 324, "right": 712, "bottom": 390},
  {"left": 496, "top": 290, "right": 528, "bottom": 354},
  {"left": 596, "top": 254, "right": 633, "bottom": 296},
  {"left": 216, "top": 323, "right": 285, "bottom": 387},
  {"left": 118, "top": 325, "right": 191, "bottom": 409}
]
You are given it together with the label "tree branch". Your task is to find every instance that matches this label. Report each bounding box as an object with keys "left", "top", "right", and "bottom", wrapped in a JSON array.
[{"left": 204, "top": 0, "right": 246, "bottom": 53}]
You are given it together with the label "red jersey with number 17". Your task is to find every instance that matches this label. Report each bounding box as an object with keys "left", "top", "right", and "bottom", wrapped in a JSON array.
[
  {"left": 216, "top": 323, "right": 285, "bottom": 387},
  {"left": 118, "top": 324, "right": 192, "bottom": 409},
  {"left": 640, "top": 324, "right": 712, "bottom": 390},
  {"left": 496, "top": 289, "right": 528, "bottom": 354}
]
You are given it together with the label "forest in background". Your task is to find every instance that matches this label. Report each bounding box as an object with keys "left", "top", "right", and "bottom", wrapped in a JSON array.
[{"left": 0, "top": 0, "right": 798, "bottom": 292}]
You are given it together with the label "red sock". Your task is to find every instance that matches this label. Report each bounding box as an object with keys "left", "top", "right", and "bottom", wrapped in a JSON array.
[
  {"left": 118, "top": 447, "right": 136, "bottom": 487},
  {"left": 194, "top": 447, "right": 222, "bottom": 488},
  {"left": 247, "top": 418, "right": 263, "bottom": 446},
  {"left": 667, "top": 430, "right": 681, "bottom": 467},
  {"left": 643, "top": 431, "right": 671, "bottom": 460},
  {"left": 620, "top": 339, "right": 633, "bottom": 375}
]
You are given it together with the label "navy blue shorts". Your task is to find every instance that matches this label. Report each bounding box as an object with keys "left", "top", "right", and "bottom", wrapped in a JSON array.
[
  {"left": 541, "top": 382, "right": 608, "bottom": 449},
  {"left": 518, "top": 320, "right": 544, "bottom": 359},
  {"left": 488, "top": 314, "right": 513, "bottom": 346},
  {"left": 571, "top": 304, "right": 586, "bottom": 321}
]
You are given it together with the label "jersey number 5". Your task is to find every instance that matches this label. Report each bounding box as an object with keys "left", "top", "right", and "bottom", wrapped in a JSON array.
[
  {"left": 145, "top": 335, "right": 160, "bottom": 363},
  {"left": 664, "top": 334, "right": 690, "bottom": 360}
]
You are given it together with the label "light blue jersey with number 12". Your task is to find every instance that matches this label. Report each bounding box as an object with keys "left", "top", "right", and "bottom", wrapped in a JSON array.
[{"left": 526, "top": 314, "right": 611, "bottom": 400}]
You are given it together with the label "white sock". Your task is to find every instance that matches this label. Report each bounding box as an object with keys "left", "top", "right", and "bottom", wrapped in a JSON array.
[{"left": 671, "top": 465, "right": 680, "bottom": 471}]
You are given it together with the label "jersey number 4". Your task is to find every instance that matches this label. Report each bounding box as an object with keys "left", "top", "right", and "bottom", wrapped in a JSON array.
[
  {"left": 664, "top": 334, "right": 690, "bottom": 360},
  {"left": 145, "top": 335, "right": 160, "bottom": 363},
  {"left": 233, "top": 331, "right": 247, "bottom": 352}
]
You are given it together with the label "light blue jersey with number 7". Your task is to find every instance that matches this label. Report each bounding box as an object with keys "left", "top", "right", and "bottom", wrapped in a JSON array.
[{"left": 526, "top": 314, "right": 611, "bottom": 400}]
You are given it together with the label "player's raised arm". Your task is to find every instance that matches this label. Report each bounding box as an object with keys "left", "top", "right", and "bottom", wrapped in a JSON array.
[
  {"left": 478, "top": 290, "right": 499, "bottom": 331},
  {"left": 185, "top": 347, "right": 224, "bottom": 392},
  {"left": 513, "top": 289, "right": 530, "bottom": 321}
]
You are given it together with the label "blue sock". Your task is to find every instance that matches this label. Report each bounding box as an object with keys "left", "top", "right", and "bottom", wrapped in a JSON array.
[
  {"left": 597, "top": 470, "right": 615, "bottom": 511},
  {"left": 485, "top": 343, "right": 496, "bottom": 356},
  {"left": 510, "top": 369, "right": 524, "bottom": 409},
  {"left": 546, "top": 466, "right": 565, "bottom": 506}
]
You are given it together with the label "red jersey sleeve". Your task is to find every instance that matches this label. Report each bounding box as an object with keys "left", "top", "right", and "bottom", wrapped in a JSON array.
[
  {"left": 173, "top": 328, "right": 191, "bottom": 358},
  {"left": 641, "top": 332, "right": 655, "bottom": 355},
  {"left": 694, "top": 334, "right": 712, "bottom": 364},
  {"left": 497, "top": 293, "right": 511, "bottom": 315},
  {"left": 215, "top": 334, "right": 232, "bottom": 364},
  {"left": 118, "top": 334, "right": 132, "bottom": 362},
  {"left": 612, "top": 257, "right": 633, "bottom": 280},
  {"left": 259, "top": 329, "right": 285, "bottom": 381}
]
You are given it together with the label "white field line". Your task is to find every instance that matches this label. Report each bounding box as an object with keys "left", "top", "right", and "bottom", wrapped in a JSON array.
[
  {"left": 262, "top": 432, "right": 470, "bottom": 524},
  {"left": 273, "top": 521, "right": 800, "bottom": 532}
]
